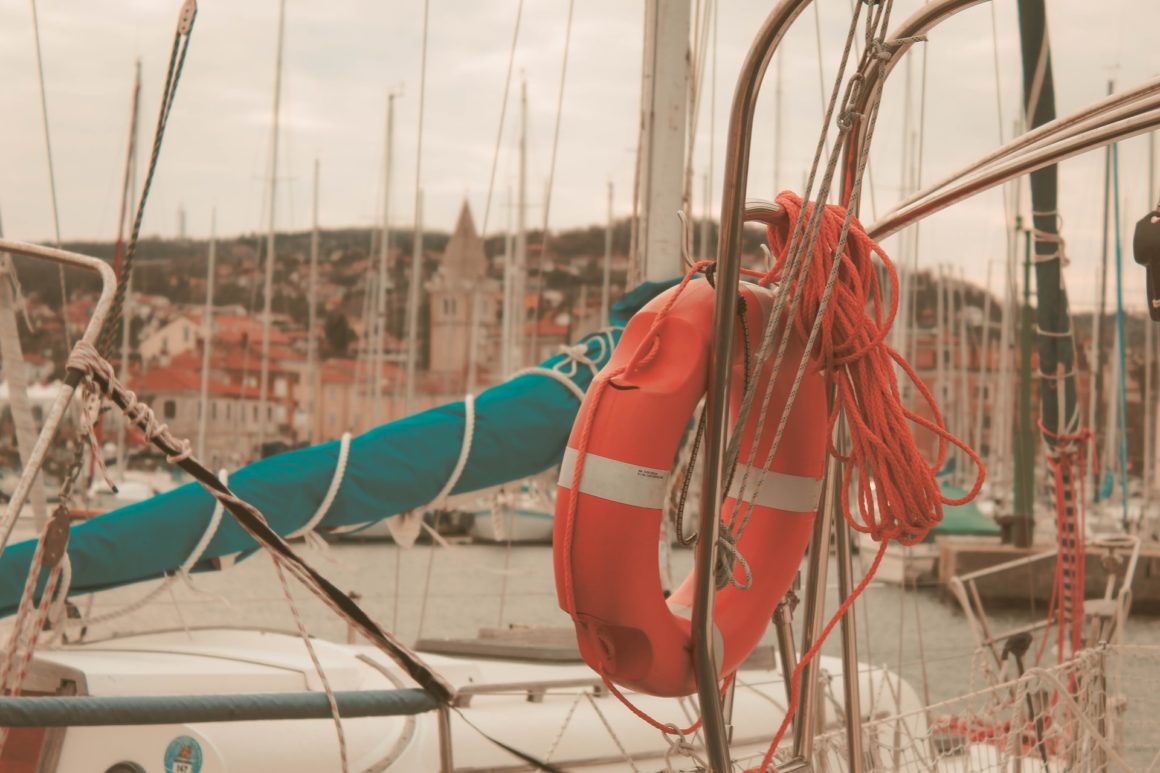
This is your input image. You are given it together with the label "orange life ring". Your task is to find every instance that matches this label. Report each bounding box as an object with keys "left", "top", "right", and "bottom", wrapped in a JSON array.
[{"left": 554, "top": 278, "right": 827, "bottom": 698}]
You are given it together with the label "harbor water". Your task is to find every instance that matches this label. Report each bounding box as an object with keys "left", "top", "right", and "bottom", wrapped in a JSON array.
[{"left": 71, "top": 541, "right": 1160, "bottom": 709}]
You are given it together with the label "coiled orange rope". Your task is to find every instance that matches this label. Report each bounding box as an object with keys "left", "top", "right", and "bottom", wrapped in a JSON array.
[{"left": 749, "top": 192, "right": 984, "bottom": 772}]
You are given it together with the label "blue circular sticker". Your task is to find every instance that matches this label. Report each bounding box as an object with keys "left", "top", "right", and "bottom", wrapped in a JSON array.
[{"left": 164, "top": 735, "right": 203, "bottom": 773}]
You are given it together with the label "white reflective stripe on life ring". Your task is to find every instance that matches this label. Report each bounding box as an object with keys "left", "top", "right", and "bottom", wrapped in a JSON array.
[
  {"left": 558, "top": 447, "right": 670, "bottom": 509},
  {"left": 726, "top": 465, "right": 824, "bottom": 513}
]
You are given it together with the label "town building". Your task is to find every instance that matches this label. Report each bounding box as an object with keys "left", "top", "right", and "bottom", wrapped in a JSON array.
[{"left": 426, "top": 202, "right": 500, "bottom": 391}]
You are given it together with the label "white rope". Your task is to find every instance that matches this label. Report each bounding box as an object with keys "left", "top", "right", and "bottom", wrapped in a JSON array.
[
  {"left": 584, "top": 692, "right": 641, "bottom": 772},
  {"left": 512, "top": 328, "right": 621, "bottom": 403},
  {"left": 515, "top": 366, "right": 586, "bottom": 402},
  {"left": 430, "top": 394, "right": 475, "bottom": 508},
  {"left": 269, "top": 552, "right": 349, "bottom": 773},
  {"left": 287, "top": 431, "right": 351, "bottom": 546},
  {"left": 544, "top": 691, "right": 585, "bottom": 762},
  {"left": 78, "top": 468, "right": 230, "bottom": 630}
]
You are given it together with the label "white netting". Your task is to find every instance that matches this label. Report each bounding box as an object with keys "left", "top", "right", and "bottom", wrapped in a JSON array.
[{"left": 732, "top": 645, "right": 1160, "bottom": 772}]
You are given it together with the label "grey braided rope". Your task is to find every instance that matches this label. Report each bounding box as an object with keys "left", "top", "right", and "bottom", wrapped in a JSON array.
[
  {"left": 717, "top": 0, "right": 899, "bottom": 587},
  {"left": 720, "top": 0, "right": 873, "bottom": 507},
  {"left": 729, "top": 6, "right": 896, "bottom": 547}
]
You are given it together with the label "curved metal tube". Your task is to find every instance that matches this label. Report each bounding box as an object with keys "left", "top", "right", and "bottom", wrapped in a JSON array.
[
  {"left": 693, "top": 1, "right": 813, "bottom": 768},
  {"left": 698, "top": 0, "right": 1020, "bottom": 767},
  {"left": 908, "top": 75, "right": 1160, "bottom": 206},
  {"left": 870, "top": 104, "right": 1160, "bottom": 240},
  {"left": 0, "top": 241, "right": 117, "bottom": 555}
]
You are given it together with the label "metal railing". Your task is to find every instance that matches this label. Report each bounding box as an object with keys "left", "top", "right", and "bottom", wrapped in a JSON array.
[
  {"left": 692, "top": 0, "right": 1160, "bottom": 769},
  {"left": 0, "top": 240, "right": 116, "bottom": 555}
]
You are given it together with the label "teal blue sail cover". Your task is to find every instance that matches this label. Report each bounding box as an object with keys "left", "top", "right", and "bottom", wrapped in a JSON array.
[{"left": 0, "top": 281, "right": 675, "bottom": 616}]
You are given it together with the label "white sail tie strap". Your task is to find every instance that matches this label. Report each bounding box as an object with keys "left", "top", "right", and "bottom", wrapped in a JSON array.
[
  {"left": 516, "top": 366, "right": 586, "bottom": 401},
  {"left": 428, "top": 394, "right": 475, "bottom": 509},
  {"left": 288, "top": 431, "right": 352, "bottom": 551},
  {"left": 79, "top": 468, "right": 231, "bottom": 631},
  {"left": 512, "top": 327, "right": 622, "bottom": 402},
  {"left": 180, "top": 468, "right": 229, "bottom": 579}
]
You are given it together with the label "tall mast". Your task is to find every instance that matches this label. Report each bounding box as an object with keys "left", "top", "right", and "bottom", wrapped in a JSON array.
[
  {"left": 975, "top": 260, "right": 994, "bottom": 468},
  {"left": 114, "top": 60, "right": 142, "bottom": 479},
  {"left": 500, "top": 186, "right": 514, "bottom": 379},
  {"left": 1090, "top": 81, "right": 1115, "bottom": 501},
  {"left": 935, "top": 265, "right": 945, "bottom": 461},
  {"left": 196, "top": 210, "right": 217, "bottom": 461},
  {"left": 993, "top": 170, "right": 1021, "bottom": 497},
  {"left": 957, "top": 269, "right": 970, "bottom": 486},
  {"left": 306, "top": 159, "right": 320, "bottom": 445},
  {"left": 512, "top": 78, "right": 528, "bottom": 373},
  {"left": 258, "top": 0, "right": 287, "bottom": 454},
  {"left": 1146, "top": 133, "right": 1156, "bottom": 505},
  {"left": 1017, "top": 0, "right": 1082, "bottom": 633},
  {"left": 404, "top": 194, "right": 424, "bottom": 414},
  {"left": 600, "top": 182, "right": 613, "bottom": 324},
  {"left": 404, "top": 0, "right": 429, "bottom": 416},
  {"left": 372, "top": 94, "right": 395, "bottom": 424},
  {"left": 1111, "top": 142, "right": 1129, "bottom": 525},
  {"left": 636, "top": 0, "right": 690, "bottom": 284}
]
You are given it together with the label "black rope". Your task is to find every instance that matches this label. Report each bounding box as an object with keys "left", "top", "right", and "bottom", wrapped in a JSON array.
[
  {"left": 75, "top": 359, "right": 455, "bottom": 705},
  {"left": 454, "top": 708, "right": 568, "bottom": 773},
  {"left": 671, "top": 295, "right": 752, "bottom": 545},
  {"left": 97, "top": 8, "right": 197, "bottom": 358}
]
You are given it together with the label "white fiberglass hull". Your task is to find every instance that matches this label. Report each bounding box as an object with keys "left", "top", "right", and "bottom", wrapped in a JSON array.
[
  {"left": 24, "top": 627, "right": 927, "bottom": 772},
  {"left": 468, "top": 508, "right": 554, "bottom": 544}
]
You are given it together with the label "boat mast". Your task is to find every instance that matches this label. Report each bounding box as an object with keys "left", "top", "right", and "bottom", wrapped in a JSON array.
[
  {"left": 114, "top": 60, "right": 142, "bottom": 479},
  {"left": 305, "top": 160, "right": 320, "bottom": 444},
  {"left": 511, "top": 79, "right": 528, "bottom": 373},
  {"left": 1016, "top": 0, "right": 1081, "bottom": 553},
  {"left": 600, "top": 182, "right": 613, "bottom": 324},
  {"left": 404, "top": 0, "right": 429, "bottom": 416},
  {"left": 975, "top": 260, "right": 994, "bottom": 468},
  {"left": 500, "top": 186, "right": 514, "bottom": 380},
  {"left": 258, "top": 0, "right": 287, "bottom": 455},
  {"left": 372, "top": 94, "right": 395, "bottom": 424},
  {"left": 1146, "top": 132, "right": 1156, "bottom": 507},
  {"left": 1091, "top": 81, "right": 1114, "bottom": 501},
  {"left": 936, "top": 265, "right": 946, "bottom": 461},
  {"left": 1111, "top": 142, "right": 1130, "bottom": 525},
  {"left": 196, "top": 210, "right": 217, "bottom": 461},
  {"left": 636, "top": 0, "right": 690, "bottom": 284}
]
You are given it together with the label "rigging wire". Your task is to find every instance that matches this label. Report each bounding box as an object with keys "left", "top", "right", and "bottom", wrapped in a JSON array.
[
  {"left": 27, "top": 0, "right": 69, "bottom": 347},
  {"left": 479, "top": 0, "right": 525, "bottom": 240},
  {"left": 257, "top": 0, "right": 287, "bottom": 453},
  {"left": 403, "top": 0, "right": 430, "bottom": 414},
  {"left": 684, "top": 0, "right": 714, "bottom": 217},
  {"left": 527, "top": 0, "right": 576, "bottom": 359},
  {"left": 705, "top": 0, "right": 717, "bottom": 261}
]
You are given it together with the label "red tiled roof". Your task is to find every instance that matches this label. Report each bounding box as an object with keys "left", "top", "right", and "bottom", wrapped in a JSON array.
[
  {"left": 523, "top": 318, "right": 569, "bottom": 337},
  {"left": 131, "top": 366, "right": 263, "bottom": 398},
  {"left": 319, "top": 357, "right": 400, "bottom": 384},
  {"left": 209, "top": 314, "right": 290, "bottom": 346}
]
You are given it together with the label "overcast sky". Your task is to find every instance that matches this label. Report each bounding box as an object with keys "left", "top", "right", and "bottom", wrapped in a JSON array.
[{"left": 0, "top": 0, "right": 1157, "bottom": 311}]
